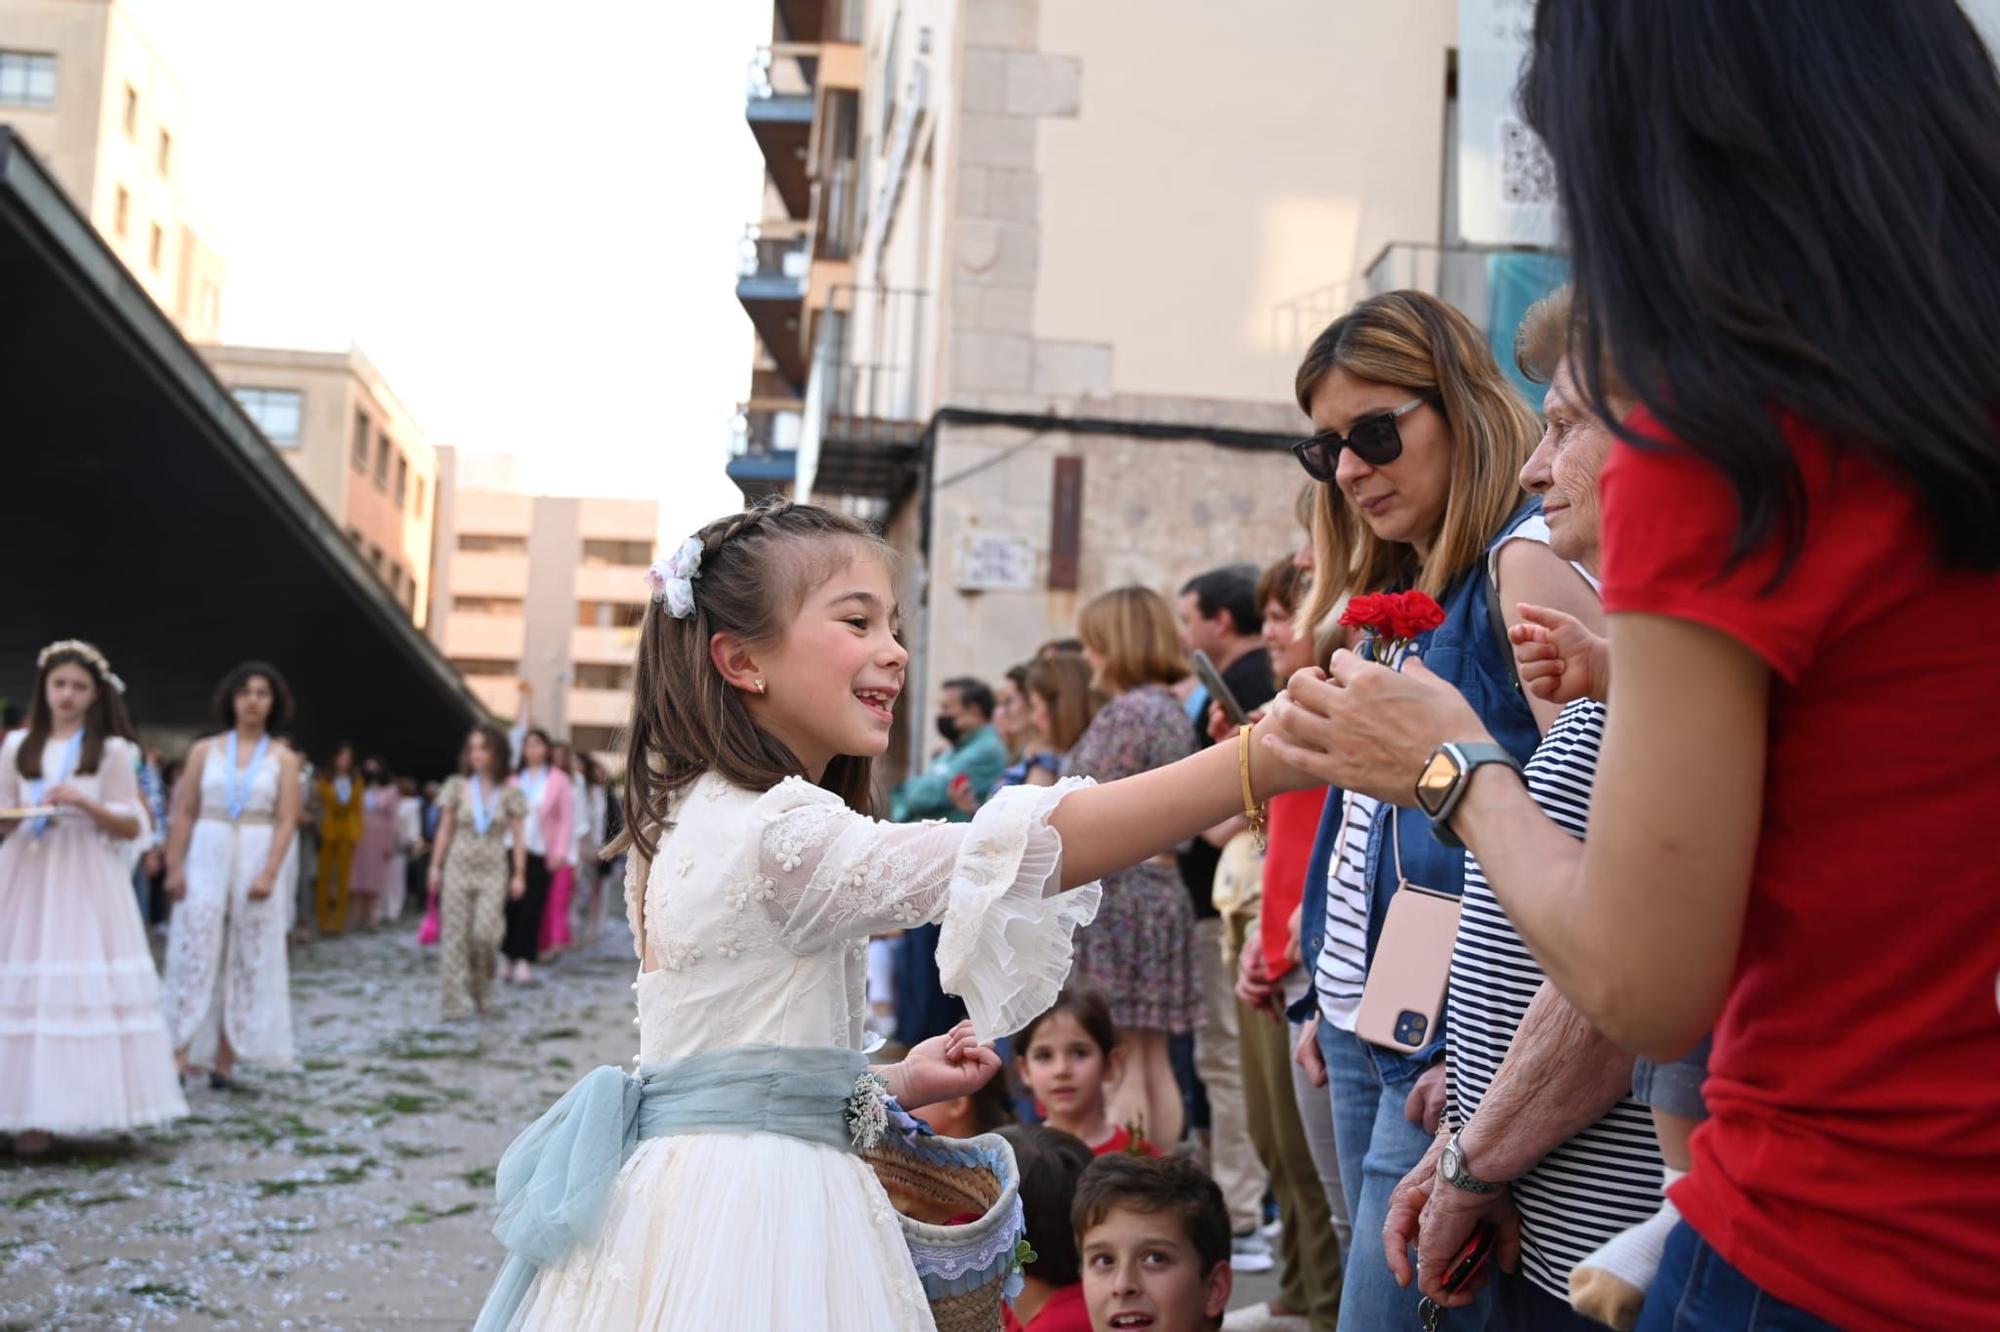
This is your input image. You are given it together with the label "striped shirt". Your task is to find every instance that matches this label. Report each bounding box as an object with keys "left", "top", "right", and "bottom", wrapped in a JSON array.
[
  {"left": 1314, "top": 790, "right": 1380, "bottom": 1032},
  {"left": 1446, "top": 699, "right": 1663, "bottom": 1298}
]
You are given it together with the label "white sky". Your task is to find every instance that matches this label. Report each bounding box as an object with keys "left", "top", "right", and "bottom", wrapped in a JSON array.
[{"left": 125, "top": 0, "right": 767, "bottom": 540}]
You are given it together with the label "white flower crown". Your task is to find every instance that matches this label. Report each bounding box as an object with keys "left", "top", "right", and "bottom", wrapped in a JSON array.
[{"left": 37, "top": 638, "right": 125, "bottom": 693}]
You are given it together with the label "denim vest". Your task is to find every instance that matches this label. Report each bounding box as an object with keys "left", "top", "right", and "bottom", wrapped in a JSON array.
[{"left": 1288, "top": 500, "right": 1548, "bottom": 1086}]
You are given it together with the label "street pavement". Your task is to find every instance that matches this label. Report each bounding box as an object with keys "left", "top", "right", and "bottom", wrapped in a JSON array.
[{"left": 1, "top": 914, "right": 1283, "bottom": 1330}]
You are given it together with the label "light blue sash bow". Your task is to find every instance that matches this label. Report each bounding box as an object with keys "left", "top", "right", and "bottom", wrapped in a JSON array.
[{"left": 474, "top": 1044, "right": 871, "bottom": 1331}]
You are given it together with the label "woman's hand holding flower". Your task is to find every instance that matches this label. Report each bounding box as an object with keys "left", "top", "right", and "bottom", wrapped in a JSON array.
[{"left": 1262, "top": 653, "right": 1492, "bottom": 805}]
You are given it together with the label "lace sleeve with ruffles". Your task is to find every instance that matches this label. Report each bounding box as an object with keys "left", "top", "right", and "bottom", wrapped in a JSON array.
[{"left": 752, "top": 777, "right": 1102, "bottom": 1039}]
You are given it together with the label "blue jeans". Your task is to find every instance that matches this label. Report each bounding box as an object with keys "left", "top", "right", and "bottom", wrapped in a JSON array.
[
  {"left": 1319, "top": 1021, "right": 1469, "bottom": 1332},
  {"left": 1632, "top": 1034, "right": 1713, "bottom": 1121},
  {"left": 1635, "top": 1224, "right": 1840, "bottom": 1331}
]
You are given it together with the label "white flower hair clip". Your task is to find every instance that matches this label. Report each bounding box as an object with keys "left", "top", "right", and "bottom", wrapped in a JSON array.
[{"left": 644, "top": 536, "right": 705, "bottom": 620}]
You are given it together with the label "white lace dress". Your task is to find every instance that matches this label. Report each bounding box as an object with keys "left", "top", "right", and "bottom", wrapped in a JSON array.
[
  {"left": 508, "top": 772, "right": 1101, "bottom": 1331},
  {"left": 159, "top": 741, "right": 297, "bottom": 1067},
  {"left": 0, "top": 733, "right": 187, "bottom": 1133}
]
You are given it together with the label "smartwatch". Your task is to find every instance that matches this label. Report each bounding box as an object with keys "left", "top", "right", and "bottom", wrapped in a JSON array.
[{"left": 1413, "top": 741, "right": 1522, "bottom": 849}]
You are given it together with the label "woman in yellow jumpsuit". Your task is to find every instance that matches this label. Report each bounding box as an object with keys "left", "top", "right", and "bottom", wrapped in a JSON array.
[{"left": 312, "top": 743, "right": 364, "bottom": 934}]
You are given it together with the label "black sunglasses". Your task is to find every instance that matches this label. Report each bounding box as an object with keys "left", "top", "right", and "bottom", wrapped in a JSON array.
[{"left": 1291, "top": 396, "right": 1431, "bottom": 482}]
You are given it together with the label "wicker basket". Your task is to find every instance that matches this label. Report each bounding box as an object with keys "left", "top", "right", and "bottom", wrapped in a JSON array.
[{"left": 865, "top": 1122, "right": 1024, "bottom": 1332}]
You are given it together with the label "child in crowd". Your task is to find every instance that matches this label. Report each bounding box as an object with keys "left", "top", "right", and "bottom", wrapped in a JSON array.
[
  {"left": 1017, "top": 987, "right": 1163, "bottom": 1158},
  {"left": 1073, "top": 1155, "right": 1233, "bottom": 1332},
  {"left": 1000, "top": 1125, "right": 1097, "bottom": 1332},
  {"left": 911, "top": 1059, "right": 1018, "bottom": 1139}
]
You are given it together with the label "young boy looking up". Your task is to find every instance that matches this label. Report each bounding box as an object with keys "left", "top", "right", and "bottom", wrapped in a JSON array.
[{"left": 1072, "top": 1156, "right": 1233, "bottom": 1332}]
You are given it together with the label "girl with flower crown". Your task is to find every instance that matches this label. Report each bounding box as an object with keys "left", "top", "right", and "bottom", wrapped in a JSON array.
[
  {"left": 0, "top": 641, "right": 185, "bottom": 1153},
  {"left": 473, "top": 501, "right": 1330, "bottom": 1331}
]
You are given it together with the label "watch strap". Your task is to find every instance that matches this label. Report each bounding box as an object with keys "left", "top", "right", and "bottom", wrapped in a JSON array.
[
  {"left": 1443, "top": 1130, "right": 1502, "bottom": 1194},
  {"left": 1427, "top": 742, "right": 1521, "bottom": 849}
]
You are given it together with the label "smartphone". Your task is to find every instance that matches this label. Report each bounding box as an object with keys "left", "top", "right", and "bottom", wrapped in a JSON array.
[
  {"left": 1191, "top": 649, "right": 1248, "bottom": 727},
  {"left": 1354, "top": 884, "right": 1461, "bottom": 1054},
  {"left": 1441, "top": 1224, "right": 1498, "bottom": 1297}
]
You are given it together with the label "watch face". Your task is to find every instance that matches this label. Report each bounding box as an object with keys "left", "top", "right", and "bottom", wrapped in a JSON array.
[{"left": 1415, "top": 749, "right": 1459, "bottom": 817}]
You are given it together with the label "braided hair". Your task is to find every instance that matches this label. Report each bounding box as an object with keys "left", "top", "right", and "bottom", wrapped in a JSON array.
[{"left": 618, "top": 498, "right": 896, "bottom": 860}]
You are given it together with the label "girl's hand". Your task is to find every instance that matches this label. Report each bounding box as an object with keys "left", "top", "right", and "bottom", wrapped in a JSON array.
[
  {"left": 1235, "top": 937, "right": 1278, "bottom": 1016},
  {"left": 1265, "top": 655, "right": 1490, "bottom": 806},
  {"left": 508, "top": 872, "right": 526, "bottom": 901},
  {"left": 1508, "top": 604, "right": 1610, "bottom": 705},
  {"left": 891, "top": 1020, "right": 1003, "bottom": 1109},
  {"left": 1293, "top": 1013, "right": 1326, "bottom": 1088},
  {"left": 426, "top": 865, "right": 442, "bottom": 887},
  {"left": 248, "top": 872, "right": 276, "bottom": 900},
  {"left": 165, "top": 869, "right": 188, "bottom": 901},
  {"left": 43, "top": 783, "right": 86, "bottom": 808}
]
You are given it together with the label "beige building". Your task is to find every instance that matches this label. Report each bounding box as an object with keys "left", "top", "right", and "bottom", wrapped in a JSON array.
[
  {"left": 200, "top": 344, "right": 440, "bottom": 628},
  {"left": 0, "top": 0, "right": 222, "bottom": 340},
  {"left": 730, "top": 0, "right": 1557, "bottom": 773},
  {"left": 429, "top": 448, "right": 657, "bottom": 768}
]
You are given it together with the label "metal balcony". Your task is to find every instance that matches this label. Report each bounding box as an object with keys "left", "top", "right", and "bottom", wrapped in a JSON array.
[
  {"left": 746, "top": 44, "right": 817, "bottom": 218},
  {"left": 736, "top": 225, "right": 811, "bottom": 384},
  {"left": 801, "top": 286, "right": 927, "bottom": 506},
  {"left": 725, "top": 403, "right": 804, "bottom": 501}
]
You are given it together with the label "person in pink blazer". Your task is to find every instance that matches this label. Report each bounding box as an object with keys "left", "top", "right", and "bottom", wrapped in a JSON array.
[{"left": 502, "top": 727, "right": 571, "bottom": 984}]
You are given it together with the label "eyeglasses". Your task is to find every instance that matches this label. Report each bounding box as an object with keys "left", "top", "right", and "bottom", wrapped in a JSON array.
[{"left": 1291, "top": 396, "right": 1430, "bottom": 482}]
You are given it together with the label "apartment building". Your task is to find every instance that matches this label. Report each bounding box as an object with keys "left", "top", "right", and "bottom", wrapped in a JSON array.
[
  {"left": 201, "top": 344, "right": 440, "bottom": 628},
  {"left": 728, "top": 0, "right": 1563, "bottom": 772},
  {"left": 0, "top": 0, "right": 222, "bottom": 340},
  {"left": 429, "top": 448, "right": 657, "bottom": 768}
]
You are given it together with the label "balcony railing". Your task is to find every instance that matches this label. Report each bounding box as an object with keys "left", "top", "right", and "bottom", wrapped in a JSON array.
[
  {"left": 737, "top": 225, "right": 811, "bottom": 294},
  {"left": 730, "top": 403, "right": 805, "bottom": 457},
  {"left": 746, "top": 43, "right": 818, "bottom": 105}
]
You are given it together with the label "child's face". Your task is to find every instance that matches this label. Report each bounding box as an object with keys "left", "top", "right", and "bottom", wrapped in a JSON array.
[
  {"left": 1080, "top": 1207, "right": 1231, "bottom": 1332},
  {"left": 746, "top": 552, "right": 908, "bottom": 778},
  {"left": 1018, "top": 1011, "right": 1110, "bottom": 1124},
  {"left": 911, "top": 1094, "right": 976, "bottom": 1139}
]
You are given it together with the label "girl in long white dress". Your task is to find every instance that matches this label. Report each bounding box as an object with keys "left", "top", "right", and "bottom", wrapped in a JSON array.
[
  {"left": 475, "top": 502, "right": 1321, "bottom": 1331},
  {"left": 0, "top": 640, "right": 186, "bottom": 1151},
  {"left": 160, "top": 662, "right": 301, "bottom": 1085}
]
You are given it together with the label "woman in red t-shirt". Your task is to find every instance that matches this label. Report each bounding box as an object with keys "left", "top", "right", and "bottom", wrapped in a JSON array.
[{"left": 1262, "top": 4, "right": 2000, "bottom": 1328}]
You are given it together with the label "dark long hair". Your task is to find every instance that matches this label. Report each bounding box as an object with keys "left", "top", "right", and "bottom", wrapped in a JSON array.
[
  {"left": 619, "top": 500, "right": 895, "bottom": 860},
  {"left": 460, "top": 724, "right": 512, "bottom": 781},
  {"left": 18, "top": 643, "right": 127, "bottom": 778},
  {"left": 1522, "top": 0, "right": 2000, "bottom": 573},
  {"left": 212, "top": 660, "right": 293, "bottom": 733}
]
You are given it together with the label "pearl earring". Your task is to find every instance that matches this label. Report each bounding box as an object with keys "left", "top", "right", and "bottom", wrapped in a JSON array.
[{"left": 754, "top": 678, "right": 767, "bottom": 695}]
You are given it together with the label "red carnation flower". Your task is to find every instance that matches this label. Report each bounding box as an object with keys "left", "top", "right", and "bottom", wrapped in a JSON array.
[
  {"left": 1339, "top": 593, "right": 1396, "bottom": 635},
  {"left": 1386, "top": 591, "right": 1445, "bottom": 640}
]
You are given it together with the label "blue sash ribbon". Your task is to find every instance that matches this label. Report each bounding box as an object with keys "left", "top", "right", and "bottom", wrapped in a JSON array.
[
  {"left": 474, "top": 1044, "right": 871, "bottom": 1332},
  {"left": 468, "top": 774, "right": 495, "bottom": 836},
  {"left": 225, "top": 732, "right": 270, "bottom": 821},
  {"left": 26, "top": 732, "right": 83, "bottom": 837}
]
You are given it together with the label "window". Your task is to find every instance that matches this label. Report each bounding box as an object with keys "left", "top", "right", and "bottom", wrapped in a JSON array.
[
  {"left": 388, "top": 559, "right": 403, "bottom": 590},
  {"left": 413, "top": 476, "right": 428, "bottom": 520},
  {"left": 577, "top": 600, "right": 646, "bottom": 629},
  {"left": 452, "top": 595, "right": 525, "bottom": 615},
  {"left": 457, "top": 533, "right": 526, "bottom": 554},
  {"left": 581, "top": 538, "right": 653, "bottom": 567},
  {"left": 147, "top": 222, "right": 162, "bottom": 271},
  {"left": 572, "top": 726, "right": 620, "bottom": 755},
  {"left": 122, "top": 82, "right": 137, "bottom": 136},
  {"left": 352, "top": 410, "right": 370, "bottom": 468},
  {"left": 394, "top": 454, "right": 408, "bottom": 508},
  {"left": 373, "top": 434, "right": 390, "bottom": 489},
  {"left": 451, "top": 658, "right": 520, "bottom": 678},
  {"left": 368, "top": 543, "right": 384, "bottom": 571},
  {"left": 0, "top": 52, "right": 57, "bottom": 108},
  {"left": 232, "top": 387, "right": 304, "bottom": 444},
  {"left": 346, "top": 526, "right": 362, "bottom": 546},
  {"left": 113, "top": 186, "right": 129, "bottom": 237},
  {"left": 573, "top": 662, "right": 636, "bottom": 691},
  {"left": 156, "top": 127, "right": 172, "bottom": 178}
]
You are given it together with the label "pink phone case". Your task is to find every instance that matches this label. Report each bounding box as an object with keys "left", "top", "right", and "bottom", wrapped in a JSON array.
[{"left": 1354, "top": 886, "right": 1462, "bottom": 1053}]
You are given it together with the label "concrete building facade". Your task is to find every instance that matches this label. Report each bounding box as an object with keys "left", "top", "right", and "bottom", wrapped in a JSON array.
[
  {"left": 200, "top": 344, "right": 441, "bottom": 629},
  {"left": 728, "top": 0, "right": 1556, "bottom": 775},
  {"left": 429, "top": 447, "right": 656, "bottom": 769},
  {"left": 0, "top": 0, "right": 222, "bottom": 340}
]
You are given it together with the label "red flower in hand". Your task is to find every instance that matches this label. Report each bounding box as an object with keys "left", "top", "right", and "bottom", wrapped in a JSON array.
[
  {"left": 1386, "top": 591, "right": 1445, "bottom": 640},
  {"left": 1339, "top": 593, "right": 1396, "bottom": 635},
  {"left": 1338, "top": 590, "right": 1444, "bottom": 667}
]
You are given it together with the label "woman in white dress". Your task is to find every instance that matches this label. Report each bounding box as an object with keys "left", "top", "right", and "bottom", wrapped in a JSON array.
[
  {"left": 160, "top": 662, "right": 301, "bottom": 1086},
  {"left": 476, "top": 502, "right": 1323, "bottom": 1330},
  {"left": 0, "top": 640, "right": 186, "bottom": 1152}
]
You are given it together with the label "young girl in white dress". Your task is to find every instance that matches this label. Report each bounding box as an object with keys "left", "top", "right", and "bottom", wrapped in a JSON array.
[
  {"left": 159, "top": 662, "right": 302, "bottom": 1087},
  {"left": 475, "top": 501, "right": 1320, "bottom": 1331},
  {"left": 0, "top": 640, "right": 186, "bottom": 1152}
]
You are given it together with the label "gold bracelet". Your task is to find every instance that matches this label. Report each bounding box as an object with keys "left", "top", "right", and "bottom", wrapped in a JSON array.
[{"left": 1238, "top": 723, "right": 1267, "bottom": 851}]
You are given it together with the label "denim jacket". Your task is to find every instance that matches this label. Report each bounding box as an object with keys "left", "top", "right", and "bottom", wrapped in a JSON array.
[{"left": 1287, "top": 500, "right": 1548, "bottom": 1086}]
